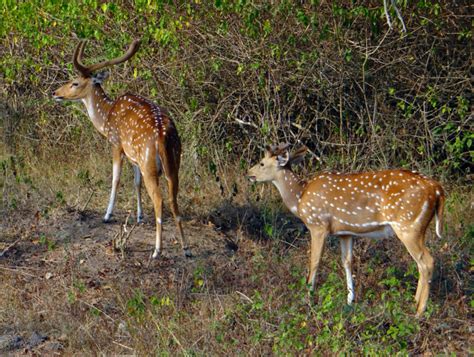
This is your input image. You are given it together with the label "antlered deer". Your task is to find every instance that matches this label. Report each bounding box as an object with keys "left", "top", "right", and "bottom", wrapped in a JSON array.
[
  {"left": 248, "top": 144, "right": 445, "bottom": 316},
  {"left": 53, "top": 39, "right": 191, "bottom": 258}
]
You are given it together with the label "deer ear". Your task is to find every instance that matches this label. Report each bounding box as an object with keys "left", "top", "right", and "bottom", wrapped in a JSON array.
[
  {"left": 264, "top": 145, "right": 272, "bottom": 158},
  {"left": 276, "top": 151, "right": 290, "bottom": 167},
  {"left": 92, "top": 70, "right": 110, "bottom": 84}
]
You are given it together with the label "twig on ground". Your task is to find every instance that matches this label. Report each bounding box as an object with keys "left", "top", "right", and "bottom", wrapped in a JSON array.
[
  {"left": 0, "top": 237, "right": 21, "bottom": 257},
  {"left": 81, "top": 190, "right": 95, "bottom": 212},
  {"left": 236, "top": 290, "right": 253, "bottom": 303},
  {"left": 112, "top": 341, "right": 134, "bottom": 351},
  {"left": 112, "top": 211, "right": 137, "bottom": 259},
  {"left": 0, "top": 266, "right": 41, "bottom": 278}
]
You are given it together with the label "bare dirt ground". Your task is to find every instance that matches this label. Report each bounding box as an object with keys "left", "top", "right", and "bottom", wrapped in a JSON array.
[{"left": 0, "top": 205, "right": 246, "bottom": 354}]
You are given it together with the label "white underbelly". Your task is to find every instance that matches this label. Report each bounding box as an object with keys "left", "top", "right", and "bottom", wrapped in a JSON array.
[{"left": 333, "top": 224, "right": 395, "bottom": 239}]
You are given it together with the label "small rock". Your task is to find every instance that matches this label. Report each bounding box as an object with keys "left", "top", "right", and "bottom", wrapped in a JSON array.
[
  {"left": 117, "top": 321, "right": 130, "bottom": 337},
  {"left": 0, "top": 334, "right": 23, "bottom": 351},
  {"left": 435, "top": 322, "right": 450, "bottom": 331},
  {"left": 44, "top": 341, "right": 63, "bottom": 351},
  {"left": 26, "top": 331, "right": 47, "bottom": 349},
  {"left": 45, "top": 272, "right": 53, "bottom": 280}
]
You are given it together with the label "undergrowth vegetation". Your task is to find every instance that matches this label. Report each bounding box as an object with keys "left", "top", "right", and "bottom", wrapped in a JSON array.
[
  {"left": 0, "top": 0, "right": 472, "bottom": 355},
  {"left": 1, "top": 1, "right": 472, "bottom": 183}
]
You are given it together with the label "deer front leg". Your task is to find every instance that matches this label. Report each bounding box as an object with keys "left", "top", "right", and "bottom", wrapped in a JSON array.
[
  {"left": 133, "top": 165, "right": 144, "bottom": 223},
  {"left": 340, "top": 236, "right": 355, "bottom": 305},
  {"left": 307, "top": 225, "right": 327, "bottom": 290},
  {"left": 104, "top": 147, "right": 123, "bottom": 223}
]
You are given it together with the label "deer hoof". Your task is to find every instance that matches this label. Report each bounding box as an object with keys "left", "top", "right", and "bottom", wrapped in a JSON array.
[
  {"left": 103, "top": 214, "right": 113, "bottom": 223},
  {"left": 152, "top": 249, "right": 161, "bottom": 259},
  {"left": 347, "top": 291, "right": 354, "bottom": 305},
  {"left": 137, "top": 215, "right": 144, "bottom": 224},
  {"left": 183, "top": 248, "right": 193, "bottom": 258}
]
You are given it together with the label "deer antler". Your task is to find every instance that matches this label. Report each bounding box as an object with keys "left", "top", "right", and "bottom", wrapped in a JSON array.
[
  {"left": 266, "top": 143, "right": 290, "bottom": 157},
  {"left": 72, "top": 39, "right": 141, "bottom": 76},
  {"left": 265, "top": 144, "right": 306, "bottom": 166},
  {"left": 289, "top": 146, "right": 308, "bottom": 165},
  {"left": 73, "top": 40, "right": 89, "bottom": 76}
]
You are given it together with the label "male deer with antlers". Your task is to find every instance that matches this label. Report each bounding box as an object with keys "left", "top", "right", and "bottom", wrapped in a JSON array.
[
  {"left": 248, "top": 144, "right": 445, "bottom": 316},
  {"left": 53, "top": 39, "right": 191, "bottom": 258}
]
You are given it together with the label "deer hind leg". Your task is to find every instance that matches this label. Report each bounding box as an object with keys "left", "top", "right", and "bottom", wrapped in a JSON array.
[
  {"left": 340, "top": 236, "right": 355, "bottom": 305},
  {"left": 307, "top": 225, "right": 328, "bottom": 291},
  {"left": 141, "top": 166, "right": 163, "bottom": 259},
  {"left": 104, "top": 147, "right": 123, "bottom": 223},
  {"left": 133, "top": 165, "right": 144, "bottom": 223},
  {"left": 159, "top": 145, "right": 191, "bottom": 258},
  {"left": 165, "top": 171, "right": 191, "bottom": 258},
  {"left": 395, "top": 228, "right": 434, "bottom": 316}
]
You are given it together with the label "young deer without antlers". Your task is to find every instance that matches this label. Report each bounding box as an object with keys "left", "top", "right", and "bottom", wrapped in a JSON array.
[
  {"left": 53, "top": 39, "right": 191, "bottom": 258},
  {"left": 248, "top": 144, "right": 445, "bottom": 316}
]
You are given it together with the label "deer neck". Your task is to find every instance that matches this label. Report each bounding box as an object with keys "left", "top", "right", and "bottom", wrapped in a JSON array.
[
  {"left": 82, "top": 84, "right": 113, "bottom": 136},
  {"left": 272, "top": 169, "right": 304, "bottom": 216}
]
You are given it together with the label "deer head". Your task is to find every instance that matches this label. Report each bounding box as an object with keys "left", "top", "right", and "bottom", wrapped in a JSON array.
[
  {"left": 53, "top": 39, "right": 140, "bottom": 101},
  {"left": 248, "top": 144, "right": 307, "bottom": 183}
]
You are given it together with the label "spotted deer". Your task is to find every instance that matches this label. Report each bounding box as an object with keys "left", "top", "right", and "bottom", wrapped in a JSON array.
[
  {"left": 53, "top": 39, "right": 191, "bottom": 258},
  {"left": 248, "top": 144, "right": 445, "bottom": 316}
]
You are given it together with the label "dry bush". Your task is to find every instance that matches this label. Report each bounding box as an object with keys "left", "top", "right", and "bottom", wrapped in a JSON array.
[{"left": 1, "top": 2, "right": 472, "bottom": 187}]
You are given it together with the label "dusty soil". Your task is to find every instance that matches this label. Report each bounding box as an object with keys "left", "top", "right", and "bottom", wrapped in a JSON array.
[{"left": 0, "top": 205, "right": 245, "bottom": 355}]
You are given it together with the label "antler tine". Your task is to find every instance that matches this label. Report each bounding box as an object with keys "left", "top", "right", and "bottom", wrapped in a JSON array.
[
  {"left": 264, "top": 143, "right": 291, "bottom": 158},
  {"left": 87, "top": 39, "right": 141, "bottom": 73},
  {"left": 271, "top": 143, "right": 290, "bottom": 155},
  {"left": 291, "top": 145, "right": 307, "bottom": 157},
  {"left": 73, "top": 40, "right": 90, "bottom": 76},
  {"left": 288, "top": 145, "right": 308, "bottom": 165}
]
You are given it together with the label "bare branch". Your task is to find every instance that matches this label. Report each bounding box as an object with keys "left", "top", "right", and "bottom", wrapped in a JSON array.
[{"left": 384, "top": 0, "right": 407, "bottom": 33}]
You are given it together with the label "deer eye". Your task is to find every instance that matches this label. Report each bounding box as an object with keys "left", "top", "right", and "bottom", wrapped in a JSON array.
[
  {"left": 71, "top": 82, "right": 79, "bottom": 87},
  {"left": 260, "top": 162, "right": 264, "bottom": 167}
]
